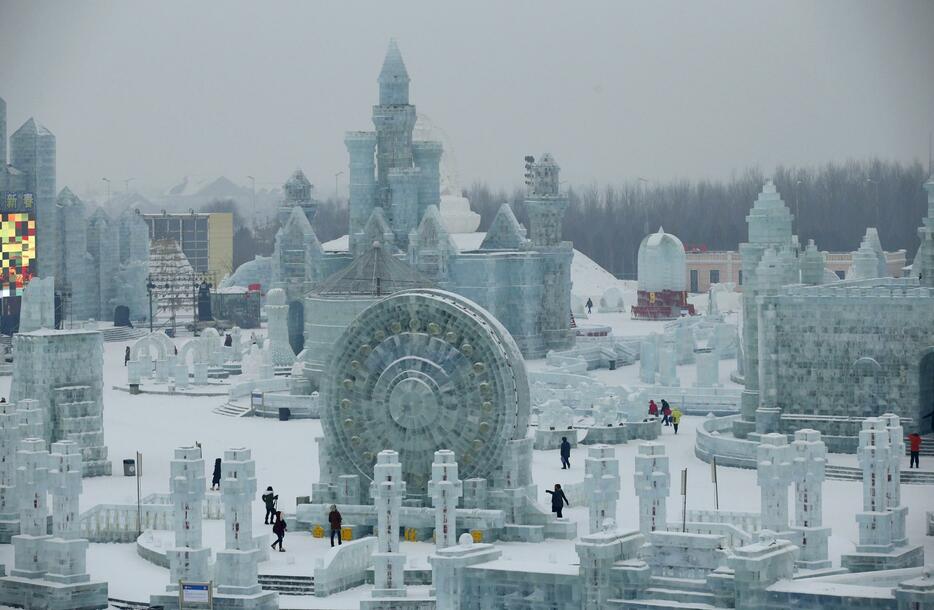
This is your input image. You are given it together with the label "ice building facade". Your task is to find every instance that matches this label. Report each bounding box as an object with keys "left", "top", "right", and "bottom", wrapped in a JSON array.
[
  {"left": 266, "top": 41, "right": 574, "bottom": 362},
  {"left": 729, "top": 177, "right": 934, "bottom": 450},
  {"left": 0, "top": 97, "right": 150, "bottom": 327}
]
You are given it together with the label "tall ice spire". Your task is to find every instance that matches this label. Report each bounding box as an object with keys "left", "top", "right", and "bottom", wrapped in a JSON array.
[{"left": 379, "top": 39, "right": 410, "bottom": 106}]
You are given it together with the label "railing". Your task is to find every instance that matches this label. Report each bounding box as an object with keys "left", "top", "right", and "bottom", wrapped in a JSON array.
[
  {"left": 684, "top": 509, "right": 761, "bottom": 535},
  {"left": 228, "top": 377, "right": 290, "bottom": 399},
  {"left": 79, "top": 494, "right": 225, "bottom": 543},
  {"left": 313, "top": 536, "right": 377, "bottom": 597}
]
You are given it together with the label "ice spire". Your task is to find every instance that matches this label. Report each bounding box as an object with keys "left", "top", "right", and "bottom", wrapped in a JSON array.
[{"left": 379, "top": 39, "right": 410, "bottom": 105}]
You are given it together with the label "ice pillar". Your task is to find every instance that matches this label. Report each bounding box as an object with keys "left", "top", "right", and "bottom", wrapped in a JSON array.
[
  {"left": 584, "top": 445, "right": 620, "bottom": 534},
  {"left": 165, "top": 446, "right": 210, "bottom": 589},
  {"left": 577, "top": 530, "right": 644, "bottom": 610},
  {"left": 428, "top": 450, "right": 462, "bottom": 549},
  {"left": 11, "top": 438, "right": 51, "bottom": 578},
  {"left": 214, "top": 448, "right": 277, "bottom": 607},
  {"left": 0, "top": 401, "right": 21, "bottom": 533},
  {"left": 790, "top": 429, "right": 830, "bottom": 569},
  {"left": 45, "top": 440, "right": 91, "bottom": 583},
  {"left": 639, "top": 340, "right": 657, "bottom": 384},
  {"left": 346, "top": 132, "right": 378, "bottom": 254},
  {"left": 370, "top": 450, "right": 407, "bottom": 598},
  {"left": 634, "top": 442, "right": 669, "bottom": 535},
  {"left": 757, "top": 433, "right": 794, "bottom": 534}
]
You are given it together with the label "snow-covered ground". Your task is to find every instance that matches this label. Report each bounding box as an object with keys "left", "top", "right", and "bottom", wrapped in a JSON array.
[{"left": 1, "top": 323, "right": 931, "bottom": 606}]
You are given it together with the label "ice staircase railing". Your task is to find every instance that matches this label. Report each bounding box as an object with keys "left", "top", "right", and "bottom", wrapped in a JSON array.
[
  {"left": 313, "top": 536, "right": 377, "bottom": 597},
  {"left": 79, "top": 492, "right": 226, "bottom": 542}
]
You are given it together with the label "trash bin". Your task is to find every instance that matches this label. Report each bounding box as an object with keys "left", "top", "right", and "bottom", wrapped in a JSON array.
[
  {"left": 278, "top": 407, "right": 291, "bottom": 421},
  {"left": 123, "top": 459, "right": 136, "bottom": 477}
]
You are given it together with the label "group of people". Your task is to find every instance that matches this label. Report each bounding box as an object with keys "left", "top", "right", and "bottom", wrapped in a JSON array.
[
  {"left": 648, "top": 399, "right": 681, "bottom": 433},
  {"left": 261, "top": 486, "right": 345, "bottom": 552}
]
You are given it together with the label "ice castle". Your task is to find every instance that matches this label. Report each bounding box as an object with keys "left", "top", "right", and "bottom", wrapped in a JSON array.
[{"left": 271, "top": 40, "right": 575, "bottom": 389}]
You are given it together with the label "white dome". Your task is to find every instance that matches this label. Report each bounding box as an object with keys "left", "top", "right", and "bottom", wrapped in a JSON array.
[
  {"left": 267, "top": 288, "right": 287, "bottom": 306},
  {"left": 637, "top": 227, "right": 686, "bottom": 292}
]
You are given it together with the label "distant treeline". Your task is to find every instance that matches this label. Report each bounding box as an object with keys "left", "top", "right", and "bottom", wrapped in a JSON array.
[
  {"left": 466, "top": 159, "right": 930, "bottom": 279},
  {"left": 213, "top": 159, "right": 929, "bottom": 279}
]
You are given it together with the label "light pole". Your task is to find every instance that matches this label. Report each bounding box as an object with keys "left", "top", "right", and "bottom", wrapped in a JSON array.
[
  {"left": 123, "top": 178, "right": 134, "bottom": 193},
  {"left": 101, "top": 177, "right": 111, "bottom": 203},
  {"left": 146, "top": 278, "right": 156, "bottom": 332},
  {"left": 866, "top": 177, "right": 880, "bottom": 228},
  {"left": 247, "top": 176, "right": 256, "bottom": 230},
  {"left": 638, "top": 177, "right": 650, "bottom": 236},
  {"left": 334, "top": 171, "right": 344, "bottom": 200},
  {"left": 794, "top": 179, "right": 804, "bottom": 238}
]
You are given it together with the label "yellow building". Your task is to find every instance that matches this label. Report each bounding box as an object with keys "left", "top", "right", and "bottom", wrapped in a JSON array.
[{"left": 143, "top": 211, "right": 234, "bottom": 282}]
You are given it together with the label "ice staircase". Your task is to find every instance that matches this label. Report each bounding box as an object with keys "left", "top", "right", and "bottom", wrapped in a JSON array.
[
  {"left": 637, "top": 575, "right": 718, "bottom": 608},
  {"left": 107, "top": 597, "right": 151, "bottom": 610},
  {"left": 824, "top": 464, "right": 934, "bottom": 485},
  {"left": 257, "top": 574, "right": 315, "bottom": 595},
  {"left": 100, "top": 326, "right": 148, "bottom": 342},
  {"left": 212, "top": 401, "right": 252, "bottom": 417}
]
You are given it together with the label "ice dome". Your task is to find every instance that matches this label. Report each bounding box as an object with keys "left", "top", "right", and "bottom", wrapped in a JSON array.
[{"left": 637, "top": 227, "right": 686, "bottom": 292}]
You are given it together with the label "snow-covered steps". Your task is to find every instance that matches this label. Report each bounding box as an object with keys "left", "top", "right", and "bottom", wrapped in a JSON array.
[
  {"left": 610, "top": 599, "right": 719, "bottom": 609},
  {"left": 257, "top": 574, "right": 315, "bottom": 595},
  {"left": 212, "top": 402, "right": 252, "bottom": 417},
  {"left": 825, "top": 465, "right": 934, "bottom": 485},
  {"left": 108, "top": 597, "right": 150, "bottom": 610},
  {"left": 100, "top": 326, "right": 148, "bottom": 342},
  {"left": 644, "top": 587, "right": 718, "bottom": 606}
]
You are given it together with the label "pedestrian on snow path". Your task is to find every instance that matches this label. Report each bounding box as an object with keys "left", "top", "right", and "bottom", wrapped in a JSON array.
[
  {"left": 124, "top": 346, "right": 130, "bottom": 366},
  {"left": 586, "top": 298, "right": 593, "bottom": 314},
  {"left": 546, "top": 484, "right": 570, "bottom": 518},
  {"left": 671, "top": 408, "right": 682, "bottom": 434},
  {"left": 211, "top": 458, "right": 221, "bottom": 490},
  {"left": 648, "top": 400, "right": 658, "bottom": 417},
  {"left": 908, "top": 433, "right": 922, "bottom": 469},
  {"left": 661, "top": 400, "right": 672, "bottom": 426},
  {"left": 328, "top": 504, "right": 343, "bottom": 547},
  {"left": 271, "top": 512, "right": 287, "bottom": 552},
  {"left": 560, "top": 436, "right": 572, "bottom": 469},
  {"left": 262, "top": 486, "right": 278, "bottom": 524}
]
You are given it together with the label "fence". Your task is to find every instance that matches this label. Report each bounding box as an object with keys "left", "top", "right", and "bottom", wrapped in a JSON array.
[{"left": 313, "top": 536, "right": 377, "bottom": 597}]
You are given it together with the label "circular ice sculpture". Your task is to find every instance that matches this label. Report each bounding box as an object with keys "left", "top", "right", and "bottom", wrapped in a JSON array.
[
  {"left": 322, "top": 289, "right": 530, "bottom": 497},
  {"left": 599, "top": 286, "right": 625, "bottom": 313}
]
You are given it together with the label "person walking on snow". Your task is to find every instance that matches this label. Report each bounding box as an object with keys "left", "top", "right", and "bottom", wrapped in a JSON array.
[
  {"left": 210, "top": 458, "right": 221, "bottom": 490},
  {"left": 124, "top": 346, "right": 130, "bottom": 366},
  {"left": 271, "top": 511, "right": 287, "bottom": 552},
  {"left": 908, "top": 432, "right": 922, "bottom": 469},
  {"left": 328, "top": 504, "right": 343, "bottom": 547},
  {"left": 648, "top": 400, "right": 658, "bottom": 417},
  {"left": 559, "top": 436, "right": 572, "bottom": 470},
  {"left": 661, "top": 400, "right": 672, "bottom": 426},
  {"left": 546, "top": 483, "right": 570, "bottom": 518},
  {"left": 262, "top": 486, "right": 278, "bottom": 524},
  {"left": 586, "top": 298, "right": 593, "bottom": 314},
  {"left": 671, "top": 408, "right": 682, "bottom": 434}
]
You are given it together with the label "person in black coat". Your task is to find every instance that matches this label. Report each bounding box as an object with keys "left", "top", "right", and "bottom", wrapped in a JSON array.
[
  {"left": 261, "top": 486, "right": 278, "bottom": 524},
  {"left": 271, "top": 511, "right": 287, "bottom": 552},
  {"left": 124, "top": 346, "right": 131, "bottom": 366},
  {"left": 545, "top": 483, "right": 570, "bottom": 518},
  {"left": 559, "top": 437, "right": 572, "bottom": 470},
  {"left": 211, "top": 458, "right": 221, "bottom": 490},
  {"left": 328, "top": 504, "right": 343, "bottom": 547}
]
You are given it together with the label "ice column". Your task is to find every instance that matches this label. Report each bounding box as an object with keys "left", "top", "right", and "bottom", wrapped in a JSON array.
[
  {"left": 265, "top": 288, "right": 295, "bottom": 367},
  {"left": 639, "top": 339, "right": 657, "bottom": 384},
  {"left": 0, "top": 401, "right": 21, "bottom": 536},
  {"left": 17, "top": 399, "right": 44, "bottom": 447},
  {"left": 657, "top": 344, "right": 679, "bottom": 387},
  {"left": 694, "top": 350, "right": 719, "bottom": 388},
  {"left": 428, "top": 450, "right": 462, "bottom": 549},
  {"left": 45, "top": 440, "right": 90, "bottom": 583},
  {"left": 584, "top": 445, "right": 620, "bottom": 534},
  {"left": 577, "top": 530, "right": 644, "bottom": 610},
  {"left": 790, "top": 429, "right": 830, "bottom": 568},
  {"left": 634, "top": 442, "right": 669, "bottom": 535},
  {"left": 757, "top": 433, "right": 794, "bottom": 534},
  {"left": 11, "top": 438, "right": 51, "bottom": 578},
  {"left": 841, "top": 416, "right": 922, "bottom": 571},
  {"left": 370, "top": 450, "right": 407, "bottom": 598},
  {"left": 215, "top": 448, "right": 277, "bottom": 608},
  {"left": 166, "top": 446, "right": 210, "bottom": 589}
]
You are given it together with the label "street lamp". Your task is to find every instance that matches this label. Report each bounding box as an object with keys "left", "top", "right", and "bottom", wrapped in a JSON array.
[
  {"left": 247, "top": 176, "right": 256, "bottom": 230},
  {"left": 638, "top": 177, "right": 651, "bottom": 236},
  {"left": 794, "top": 179, "right": 804, "bottom": 238},
  {"left": 866, "top": 177, "right": 880, "bottom": 228},
  {"left": 146, "top": 277, "right": 156, "bottom": 333},
  {"left": 102, "top": 178, "right": 111, "bottom": 203},
  {"left": 123, "top": 178, "right": 135, "bottom": 193},
  {"left": 334, "top": 171, "right": 344, "bottom": 200}
]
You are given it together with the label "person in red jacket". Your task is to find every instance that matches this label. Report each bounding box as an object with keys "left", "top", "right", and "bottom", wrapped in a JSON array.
[
  {"left": 908, "top": 433, "right": 922, "bottom": 469},
  {"left": 328, "top": 504, "right": 343, "bottom": 547},
  {"left": 648, "top": 400, "right": 658, "bottom": 417}
]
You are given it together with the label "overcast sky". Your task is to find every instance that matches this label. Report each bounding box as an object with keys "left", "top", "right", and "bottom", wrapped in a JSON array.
[{"left": 2, "top": 0, "right": 932, "bottom": 197}]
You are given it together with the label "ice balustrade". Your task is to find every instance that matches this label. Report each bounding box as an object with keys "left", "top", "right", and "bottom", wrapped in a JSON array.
[{"left": 313, "top": 536, "right": 378, "bottom": 597}]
